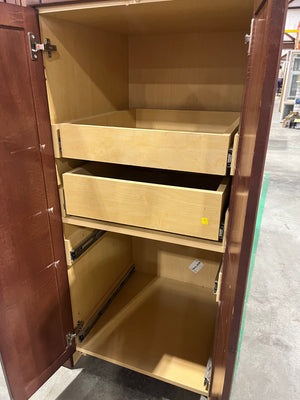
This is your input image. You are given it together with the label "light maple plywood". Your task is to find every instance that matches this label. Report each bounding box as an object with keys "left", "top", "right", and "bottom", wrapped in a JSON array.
[
  {"left": 216, "top": 271, "right": 223, "bottom": 303},
  {"left": 135, "top": 109, "right": 240, "bottom": 133},
  {"left": 56, "top": 109, "right": 239, "bottom": 175},
  {"left": 62, "top": 215, "right": 226, "bottom": 253},
  {"left": 55, "top": 159, "right": 83, "bottom": 186},
  {"left": 129, "top": 32, "right": 248, "bottom": 112},
  {"left": 58, "top": 186, "right": 66, "bottom": 218},
  {"left": 230, "top": 133, "right": 240, "bottom": 176},
  {"left": 39, "top": 17, "right": 129, "bottom": 124},
  {"left": 38, "top": 0, "right": 253, "bottom": 35},
  {"left": 72, "top": 350, "right": 83, "bottom": 366},
  {"left": 74, "top": 109, "right": 136, "bottom": 128},
  {"left": 77, "top": 272, "right": 217, "bottom": 395},
  {"left": 132, "top": 238, "right": 222, "bottom": 290},
  {"left": 63, "top": 224, "right": 97, "bottom": 266},
  {"left": 64, "top": 224, "right": 96, "bottom": 248},
  {"left": 63, "top": 164, "right": 229, "bottom": 241},
  {"left": 68, "top": 232, "right": 132, "bottom": 326}
]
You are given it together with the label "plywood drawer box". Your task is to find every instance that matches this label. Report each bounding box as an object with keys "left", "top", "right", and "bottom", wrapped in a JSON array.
[
  {"left": 63, "top": 163, "right": 229, "bottom": 241},
  {"left": 54, "top": 109, "right": 239, "bottom": 175}
]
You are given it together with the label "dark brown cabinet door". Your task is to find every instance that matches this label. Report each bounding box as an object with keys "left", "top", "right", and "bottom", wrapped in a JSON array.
[
  {"left": 0, "top": 4, "right": 74, "bottom": 400},
  {"left": 210, "top": 0, "right": 287, "bottom": 399}
]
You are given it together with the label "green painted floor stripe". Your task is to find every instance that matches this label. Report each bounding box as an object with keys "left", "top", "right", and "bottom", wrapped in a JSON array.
[{"left": 231, "top": 173, "right": 270, "bottom": 396}]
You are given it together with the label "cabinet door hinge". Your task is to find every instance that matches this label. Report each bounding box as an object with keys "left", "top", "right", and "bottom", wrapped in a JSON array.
[
  {"left": 245, "top": 18, "right": 254, "bottom": 55},
  {"left": 28, "top": 32, "right": 57, "bottom": 61},
  {"left": 218, "top": 221, "right": 225, "bottom": 241},
  {"left": 66, "top": 332, "right": 76, "bottom": 348},
  {"left": 227, "top": 148, "right": 233, "bottom": 170},
  {"left": 66, "top": 321, "right": 84, "bottom": 348},
  {"left": 204, "top": 357, "right": 212, "bottom": 391}
]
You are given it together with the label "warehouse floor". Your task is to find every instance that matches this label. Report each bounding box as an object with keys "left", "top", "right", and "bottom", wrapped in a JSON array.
[{"left": 1, "top": 98, "right": 299, "bottom": 400}]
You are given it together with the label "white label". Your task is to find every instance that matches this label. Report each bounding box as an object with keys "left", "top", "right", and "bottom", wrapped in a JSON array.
[{"left": 188, "top": 259, "right": 204, "bottom": 274}]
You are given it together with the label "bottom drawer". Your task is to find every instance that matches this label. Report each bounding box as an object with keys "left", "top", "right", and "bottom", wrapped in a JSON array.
[
  {"left": 68, "top": 232, "right": 221, "bottom": 395},
  {"left": 63, "top": 163, "right": 229, "bottom": 241}
]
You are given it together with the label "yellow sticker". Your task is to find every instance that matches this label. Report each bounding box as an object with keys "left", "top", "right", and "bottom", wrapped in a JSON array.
[{"left": 202, "top": 218, "right": 208, "bottom": 225}]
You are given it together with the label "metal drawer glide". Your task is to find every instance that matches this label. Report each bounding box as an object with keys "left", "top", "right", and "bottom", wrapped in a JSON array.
[{"left": 70, "top": 230, "right": 106, "bottom": 262}]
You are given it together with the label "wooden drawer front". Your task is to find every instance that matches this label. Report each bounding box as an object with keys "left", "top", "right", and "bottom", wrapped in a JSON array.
[
  {"left": 63, "top": 164, "right": 229, "bottom": 241},
  {"left": 54, "top": 109, "right": 239, "bottom": 175}
]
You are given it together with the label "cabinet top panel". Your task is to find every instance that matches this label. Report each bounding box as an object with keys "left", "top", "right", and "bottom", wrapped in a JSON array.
[{"left": 38, "top": 0, "right": 254, "bottom": 34}]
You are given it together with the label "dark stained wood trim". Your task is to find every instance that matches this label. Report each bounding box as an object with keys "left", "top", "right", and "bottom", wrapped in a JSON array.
[
  {"left": 210, "top": 0, "right": 287, "bottom": 399},
  {"left": 23, "top": 7, "right": 75, "bottom": 353},
  {"left": 0, "top": 0, "right": 22, "bottom": 6},
  {"left": 0, "top": 2, "right": 23, "bottom": 26},
  {"left": 26, "top": 349, "right": 74, "bottom": 396},
  {"left": 223, "top": 0, "right": 288, "bottom": 393},
  {"left": 254, "top": 0, "right": 268, "bottom": 15},
  {"left": 222, "top": 2, "right": 288, "bottom": 396},
  {"left": 0, "top": 5, "right": 75, "bottom": 399}
]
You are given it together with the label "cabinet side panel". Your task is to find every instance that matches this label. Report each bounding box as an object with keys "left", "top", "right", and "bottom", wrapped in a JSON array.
[
  {"left": 39, "top": 16, "right": 129, "bottom": 124},
  {"left": 210, "top": 1, "right": 287, "bottom": 399}
]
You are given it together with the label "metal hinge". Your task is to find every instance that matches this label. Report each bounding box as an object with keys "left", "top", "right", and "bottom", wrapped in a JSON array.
[
  {"left": 28, "top": 32, "right": 57, "bottom": 61},
  {"left": 204, "top": 357, "right": 212, "bottom": 391},
  {"left": 214, "top": 263, "right": 222, "bottom": 295},
  {"left": 57, "top": 129, "right": 62, "bottom": 156},
  {"left": 66, "top": 321, "right": 84, "bottom": 348},
  {"left": 66, "top": 332, "right": 76, "bottom": 348},
  {"left": 227, "top": 148, "right": 233, "bottom": 170},
  {"left": 77, "top": 265, "right": 135, "bottom": 343},
  {"left": 245, "top": 18, "right": 254, "bottom": 55},
  {"left": 218, "top": 221, "right": 225, "bottom": 241}
]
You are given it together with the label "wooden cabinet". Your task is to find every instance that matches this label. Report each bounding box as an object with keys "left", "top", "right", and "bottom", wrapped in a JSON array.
[{"left": 0, "top": 1, "right": 287, "bottom": 399}]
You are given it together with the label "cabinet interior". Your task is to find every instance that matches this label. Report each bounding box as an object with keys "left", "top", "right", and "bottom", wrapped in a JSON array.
[
  {"left": 39, "top": 0, "right": 253, "bottom": 124},
  {"left": 66, "top": 227, "right": 222, "bottom": 395},
  {"left": 38, "top": 0, "right": 254, "bottom": 395}
]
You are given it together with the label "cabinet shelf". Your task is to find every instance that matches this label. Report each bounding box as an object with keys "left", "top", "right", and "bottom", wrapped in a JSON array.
[
  {"left": 77, "top": 271, "right": 217, "bottom": 395},
  {"left": 62, "top": 214, "right": 227, "bottom": 253}
]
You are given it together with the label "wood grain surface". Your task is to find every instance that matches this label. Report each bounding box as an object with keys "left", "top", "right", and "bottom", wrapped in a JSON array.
[{"left": 0, "top": 4, "right": 74, "bottom": 399}]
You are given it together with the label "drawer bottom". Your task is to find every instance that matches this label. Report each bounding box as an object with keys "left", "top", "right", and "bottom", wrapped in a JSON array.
[{"left": 77, "top": 271, "right": 217, "bottom": 395}]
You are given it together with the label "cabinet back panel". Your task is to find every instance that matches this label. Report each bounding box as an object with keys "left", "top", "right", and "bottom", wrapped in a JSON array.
[
  {"left": 129, "top": 32, "right": 248, "bottom": 112},
  {"left": 132, "top": 238, "right": 222, "bottom": 290}
]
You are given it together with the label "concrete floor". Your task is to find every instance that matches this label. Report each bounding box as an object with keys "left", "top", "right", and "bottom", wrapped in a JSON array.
[
  {"left": 231, "top": 98, "right": 300, "bottom": 399},
  {"left": 1, "top": 98, "right": 299, "bottom": 400}
]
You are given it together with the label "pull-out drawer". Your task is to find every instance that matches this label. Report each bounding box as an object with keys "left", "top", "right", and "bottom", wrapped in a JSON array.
[
  {"left": 53, "top": 109, "right": 239, "bottom": 175},
  {"left": 63, "top": 224, "right": 105, "bottom": 266},
  {"left": 63, "top": 163, "right": 229, "bottom": 241}
]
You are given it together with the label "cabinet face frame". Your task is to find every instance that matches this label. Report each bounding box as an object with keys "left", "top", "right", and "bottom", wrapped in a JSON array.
[{"left": 0, "top": 1, "right": 287, "bottom": 400}]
